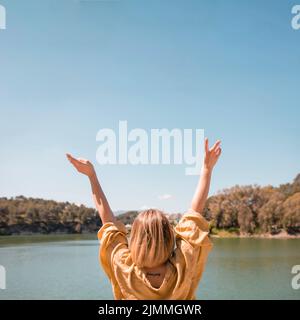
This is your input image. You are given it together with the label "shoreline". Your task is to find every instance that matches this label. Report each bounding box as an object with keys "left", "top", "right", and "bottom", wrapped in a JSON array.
[
  {"left": 0, "top": 231, "right": 299, "bottom": 239},
  {"left": 211, "top": 232, "right": 300, "bottom": 239}
]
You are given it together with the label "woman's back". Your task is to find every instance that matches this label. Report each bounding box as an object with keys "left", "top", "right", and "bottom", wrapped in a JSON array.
[{"left": 98, "top": 209, "right": 213, "bottom": 300}]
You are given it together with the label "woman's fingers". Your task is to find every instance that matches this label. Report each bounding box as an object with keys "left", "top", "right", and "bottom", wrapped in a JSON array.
[
  {"left": 210, "top": 140, "right": 221, "bottom": 152},
  {"left": 66, "top": 153, "right": 81, "bottom": 168},
  {"left": 66, "top": 154, "right": 75, "bottom": 165},
  {"left": 214, "top": 146, "right": 221, "bottom": 153},
  {"left": 205, "top": 138, "right": 209, "bottom": 154},
  {"left": 66, "top": 153, "right": 73, "bottom": 160}
]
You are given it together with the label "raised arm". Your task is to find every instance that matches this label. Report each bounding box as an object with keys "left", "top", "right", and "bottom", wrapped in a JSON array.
[
  {"left": 66, "top": 154, "right": 116, "bottom": 224},
  {"left": 191, "top": 138, "right": 221, "bottom": 213}
]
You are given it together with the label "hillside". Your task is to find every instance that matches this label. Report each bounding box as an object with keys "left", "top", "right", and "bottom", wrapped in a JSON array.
[
  {"left": 0, "top": 197, "right": 100, "bottom": 235},
  {"left": 0, "top": 174, "right": 299, "bottom": 236},
  {"left": 204, "top": 174, "right": 300, "bottom": 236}
]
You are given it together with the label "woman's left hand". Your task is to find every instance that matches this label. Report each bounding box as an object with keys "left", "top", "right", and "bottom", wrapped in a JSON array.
[{"left": 203, "top": 138, "right": 221, "bottom": 171}]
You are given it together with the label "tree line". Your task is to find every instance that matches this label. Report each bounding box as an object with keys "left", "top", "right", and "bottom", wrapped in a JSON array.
[
  {"left": 0, "top": 196, "right": 100, "bottom": 235},
  {"left": 203, "top": 174, "right": 300, "bottom": 235},
  {"left": 0, "top": 174, "right": 299, "bottom": 235}
]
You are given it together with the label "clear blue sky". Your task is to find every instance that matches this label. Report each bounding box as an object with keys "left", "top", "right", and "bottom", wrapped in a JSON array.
[{"left": 0, "top": 0, "right": 299, "bottom": 212}]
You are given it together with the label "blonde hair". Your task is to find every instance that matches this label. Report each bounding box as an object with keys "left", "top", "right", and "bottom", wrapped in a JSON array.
[{"left": 129, "top": 209, "right": 175, "bottom": 268}]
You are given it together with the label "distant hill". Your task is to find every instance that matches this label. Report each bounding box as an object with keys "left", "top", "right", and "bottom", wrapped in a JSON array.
[
  {"left": 203, "top": 174, "right": 300, "bottom": 236},
  {"left": 0, "top": 196, "right": 100, "bottom": 235},
  {"left": 0, "top": 174, "right": 299, "bottom": 236}
]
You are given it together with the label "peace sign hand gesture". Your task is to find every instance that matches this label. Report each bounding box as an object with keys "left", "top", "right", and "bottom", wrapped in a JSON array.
[{"left": 203, "top": 138, "right": 222, "bottom": 171}]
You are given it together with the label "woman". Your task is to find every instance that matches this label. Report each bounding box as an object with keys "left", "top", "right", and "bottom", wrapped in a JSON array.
[{"left": 66, "top": 138, "right": 221, "bottom": 299}]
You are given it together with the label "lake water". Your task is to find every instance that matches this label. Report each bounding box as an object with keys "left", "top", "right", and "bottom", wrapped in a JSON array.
[{"left": 0, "top": 236, "right": 299, "bottom": 300}]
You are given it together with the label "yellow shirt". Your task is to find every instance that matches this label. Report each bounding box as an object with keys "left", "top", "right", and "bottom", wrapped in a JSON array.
[{"left": 97, "top": 209, "right": 213, "bottom": 300}]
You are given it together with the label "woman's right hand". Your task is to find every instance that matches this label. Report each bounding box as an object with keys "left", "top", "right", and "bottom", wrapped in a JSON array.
[{"left": 66, "top": 153, "right": 95, "bottom": 178}]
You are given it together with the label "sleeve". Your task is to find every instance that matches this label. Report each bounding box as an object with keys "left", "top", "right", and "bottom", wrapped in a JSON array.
[
  {"left": 171, "top": 209, "right": 213, "bottom": 288},
  {"left": 174, "top": 209, "right": 213, "bottom": 248},
  {"left": 97, "top": 220, "right": 128, "bottom": 280}
]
